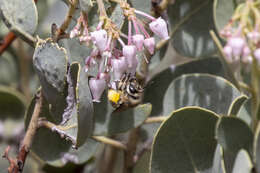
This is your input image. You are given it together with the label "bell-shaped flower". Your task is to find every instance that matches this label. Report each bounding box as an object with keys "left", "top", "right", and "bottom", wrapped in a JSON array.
[
  {"left": 223, "top": 45, "right": 233, "bottom": 63},
  {"left": 227, "top": 36, "right": 246, "bottom": 57},
  {"left": 91, "top": 29, "right": 107, "bottom": 52},
  {"left": 89, "top": 77, "right": 106, "bottom": 102},
  {"left": 132, "top": 34, "right": 144, "bottom": 51},
  {"left": 247, "top": 31, "right": 260, "bottom": 44},
  {"left": 111, "top": 56, "right": 128, "bottom": 80},
  {"left": 123, "top": 45, "right": 137, "bottom": 68},
  {"left": 149, "top": 17, "right": 169, "bottom": 40},
  {"left": 127, "top": 56, "right": 138, "bottom": 75},
  {"left": 144, "top": 37, "right": 155, "bottom": 54}
]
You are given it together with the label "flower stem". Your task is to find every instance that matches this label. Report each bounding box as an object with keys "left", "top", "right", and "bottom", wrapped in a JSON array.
[{"left": 97, "top": 0, "right": 108, "bottom": 17}]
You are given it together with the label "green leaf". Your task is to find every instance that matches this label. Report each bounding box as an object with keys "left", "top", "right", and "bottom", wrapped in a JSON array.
[
  {"left": 212, "top": 144, "right": 226, "bottom": 173},
  {"left": 108, "top": 103, "right": 152, "bottom": 134},
  {"left": 231, "top": 149, "right": 252, "bottom": 173},
  {"left": 110, "top": 4, "right": 125, "bottom": 29},
  {"left": 163, "top": 74, "right": 241, "bottom": 116},
  {"left": 93, "top": 92, "right": 152, "bottom": 135},
  {"left": 213, "top": 0, "right": 242, "bottom": 34},
  {"left": 0, "top": 86, "right": 26, "bottom": 119},
  {"left": 237, "top": 98, "right": 251, "bottom": 125},
  {"left": 168, "top": 0, "right": 217, "bottom": 58},
  {"left": 79, "top": 0, "right": 93, "bottom": 12},
  {"left": 133, "top": 151, "right": 150, "bottom": 173},
  {"left": 76, "top": 64, "right": 94, "bottom": 147},
  {"left": 131, "top": 0, "right": 151, "bottom": 14},
  {"left": 25, "top": 95, "right": 99, "bottom": 167},
  {"left": 227, "top": 95, "right": 248, "bottom": 116},
  {"left": 144, "top": 57, "right": 225, "bottom": 117},
  {"left": 216, "top": 116, "right": 253, "bottom": 173},
  {"left": 254, "top": 122, "right": 260, "bottom": 173},
  {"left": 0, "top": 0, "right": 38, "bottom": 34},
  {"left": 0, "top": 52, "right": 18, "bottom": 86},
  {"left": 150, "top": 107, "right": 219, "bottom": 173},
  {"left": 33, "top": 38, "right": 68, "bottom": 123}
]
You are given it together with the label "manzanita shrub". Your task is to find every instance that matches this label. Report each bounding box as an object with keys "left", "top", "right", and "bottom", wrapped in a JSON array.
[{"left": 1, "top": 0, "right": 260, "bottom": 172}]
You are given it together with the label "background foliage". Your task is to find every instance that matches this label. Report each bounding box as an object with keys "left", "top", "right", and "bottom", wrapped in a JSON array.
[{"left": 0, "top": 0, "right": 259, "bottom": 173}]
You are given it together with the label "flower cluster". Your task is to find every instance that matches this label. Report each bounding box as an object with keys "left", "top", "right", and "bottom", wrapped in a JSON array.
[
  {"left": 70, "top": 2, "right": 169, "bottom": 102},
  {"left": 220, "top": 1, "right": 260, "bottom": 70}
]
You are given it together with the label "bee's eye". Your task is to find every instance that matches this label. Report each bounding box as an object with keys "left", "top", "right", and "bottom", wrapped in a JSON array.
[{"left": 129, "top": 84, "right": 137, "bottom": 93}]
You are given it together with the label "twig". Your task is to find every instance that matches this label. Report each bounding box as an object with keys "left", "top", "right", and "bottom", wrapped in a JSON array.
[
  {"left": 92, "top": 136, "right": 127, "bottom": 150},
  {"left": 96, "top": 0, "right": 108, "bottom": 17},
  {"left": 123, "top": 128, "right": 140, "bottom": 173},
  {"left": 133, "top": 138, "right": 153, "bottom": 163},
  {"left": 6, "top": 90, "right": 43, "bottom": 173},
  {"left": 0, "top": 32, "right": 16, "bottom": 56},
  {"left": 53, "top": 0, "right": 79, "bottom": 42},
  {"left": 209, "top": 30, "right": 240, "bottom": 89},
  {"left": 144, "top": 116, "right": 167, "bottom": 124}
]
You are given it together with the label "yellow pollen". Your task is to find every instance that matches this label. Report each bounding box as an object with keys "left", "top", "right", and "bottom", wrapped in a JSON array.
[{"left": 108, "top": 89, "right": 121, "bottom": 103}]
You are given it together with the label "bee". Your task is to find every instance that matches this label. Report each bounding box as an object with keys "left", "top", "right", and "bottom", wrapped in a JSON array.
[{"left": 108, "top": 73, "right": 144, "bottom": 111}]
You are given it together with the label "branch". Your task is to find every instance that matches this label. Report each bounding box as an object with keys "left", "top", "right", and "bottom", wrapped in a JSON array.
[
  {"left": 144, "top": 116, "right": 167, "bottom": 124},
  {"left": 53, "top": 0, "right": 79, "bottom": 42},
  {"left": 0, "top": 32, "right": 16, "bottom": 56},
  {"left": 6, "top": 90, "right": 43, "bottom": 173},
  {"left": 123, "top": 128, "right": 140, "bottom": 173},
  {"left": 92, "top": 136, "right": 127, "bottom": 150}
]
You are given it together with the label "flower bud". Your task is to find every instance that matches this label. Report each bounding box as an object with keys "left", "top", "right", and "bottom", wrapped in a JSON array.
[
  {"left": 111, "top": 56, "right": 128, "bottom": 80},
  {"left": 70, "top": 29, "right": 80, "bottom": 38},
  {"left": 223, "top": 45, "right": 233, "bottom": 62},
  {"left": 89, "top": 77, "right": 106, "bottom": 102},
  {"left": 227, "top": 37, "right": 245, "bottom": 57},
  {"left": 149, "top": 17, "right": 169, "bottom": 40},
  {"left": 123, "top": 45, "right": 137, "bottom": 68},
  {"left": 91, "top": 29, "right": 107, "bottom": 52},
  {"left": 144, "top": 37, "right": 155, "bottom": 54},
  {"left": 247, "top": 31, "right": 260, "bottom": 44},
  {"left": 132, "top": 34, "right": 144, "bottom": 51},
  {"left": 242, "top": 46, "right": 251, "bottom": 58}
]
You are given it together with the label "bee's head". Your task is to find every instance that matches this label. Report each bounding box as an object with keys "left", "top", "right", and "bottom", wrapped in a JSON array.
[{"left": 108, "top": 89, "right": 121, "bottom": 104}]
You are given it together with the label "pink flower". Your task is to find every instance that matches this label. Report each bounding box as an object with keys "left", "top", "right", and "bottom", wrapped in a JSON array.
[
  {"left": 111, "top": 56, "right": 128, "bottom": 80},
  {"left": 89, "top": 77, "right": 106, "bottom": 102},
  {"left": 123, "top": 45, "right": 137, "bottom": 68},
  {"left": 91, "top": 29, "right": 107, "bottom": 52},
  {"left": 144, "top": 37, "right": 155, "bottom": 54},
  {"left": 223, "top": 45, "right": 233, "bottom": 61},
  {"left": 149, "top": 17, "right": 169, "bottom": 40},
  {"left": 227, "top": 36, "right": 246, "bottom": 57},
  {"left": 132, "top": 34, "right": 144, "bottom": 51}
]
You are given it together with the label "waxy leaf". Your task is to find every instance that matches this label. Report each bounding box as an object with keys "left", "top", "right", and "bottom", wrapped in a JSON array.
[
  {"left": 228, "top": 95, "right": 248, "bottom": 116},
  {"left": 33, "top": 38, "right": 68, "bottom": 123},
  {"left": 212, "top": 144, "right": 226, "bottom": 173},
  {"left": 0, "top": 0, "right": 38, "bottom": 34},
  {"left": 216, "top": 116, "right": 253, "bottom": 173},
  {"left": 25, "top": 95, "right": 99, "bottom": 167},
  {"left": 254, "top": 122, "right": 260, "bottom": 173},
  {"left": 144, "top": 57, "right": 225, "bottom": 117},
  {"left": 163, "top": 74, "right": 241, "bottom": 116},
  {"left": 0, "top": 86, "right": 26, "bottom": 119},
  {"left": 93, "top": 92, "right": 152, "bottom": 135},
  {"left": 150, "top": 107, "right": 219, "bottom": 173},
  {"left": 168, "top": 0, "right": 217, "bottom": 58},
  {"left": 232, "top": 149, "right": 252, "bottom": 173}
]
